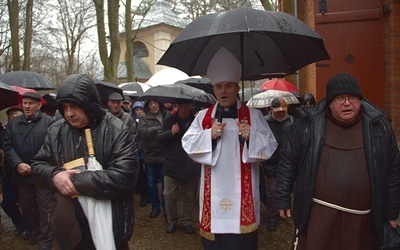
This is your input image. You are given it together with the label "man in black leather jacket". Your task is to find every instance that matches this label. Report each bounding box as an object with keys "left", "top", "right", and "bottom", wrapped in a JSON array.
[
  {"left": 276, "top": 72, "right": 400, "bottom": 249},
  {"left": 31, "top": 74, "right": 138, "bottom": 250}
]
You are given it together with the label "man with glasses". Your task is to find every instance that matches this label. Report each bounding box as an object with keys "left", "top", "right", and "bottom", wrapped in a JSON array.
[{"left": 276, "top": 72, "right": 400, "bottom": 249}]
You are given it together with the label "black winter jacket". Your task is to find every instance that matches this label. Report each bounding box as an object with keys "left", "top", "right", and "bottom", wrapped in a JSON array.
[
  {"left": 157, "top": 113, "right": 201, "bottom": 180},
  {"left": 275, "top": 98, "right": 400, "bottom": 248},
  {"left": 3, "top": 111, "right": 54, "bottom": 184},
  {"left": 31, "top": 74, "right": 138, "bottom": 249},
  {"left": 261, "top": 113, "right": 295, "bottom": 176},
  {"left": 137, "top": 102, "right": 170, "bottom": 165},
  {"left": 111, "top": 108, "right": 138, "bottom": 150}
]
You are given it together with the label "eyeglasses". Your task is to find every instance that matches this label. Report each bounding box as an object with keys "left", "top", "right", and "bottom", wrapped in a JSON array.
[{"left": 333, "top": 95, "right": 360, "bottom": 104}]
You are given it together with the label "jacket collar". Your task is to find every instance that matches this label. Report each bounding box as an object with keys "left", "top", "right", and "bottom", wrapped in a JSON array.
[
  {"left": 20, "top": 111, "right": 43, "bottom": 123},
  {"left": 303, "top": 98, "right": 387, "bottom": 122}
]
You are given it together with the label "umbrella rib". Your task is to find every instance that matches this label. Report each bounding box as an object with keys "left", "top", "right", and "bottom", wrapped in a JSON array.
[{"left": 262, "top": 32, "right": 293, "bottom": 72}]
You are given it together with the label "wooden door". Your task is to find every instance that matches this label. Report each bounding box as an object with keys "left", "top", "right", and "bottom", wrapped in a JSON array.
[{"left": 314, "top": 0, "right": 385, "bottom": 108}]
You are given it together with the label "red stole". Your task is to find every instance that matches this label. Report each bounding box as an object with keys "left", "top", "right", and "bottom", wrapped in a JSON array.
[{"left": 200, "top": 104, "right": 257, "bottom": 240}]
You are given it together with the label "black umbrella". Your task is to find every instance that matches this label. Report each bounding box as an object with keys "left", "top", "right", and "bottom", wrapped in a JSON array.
[
  {"left": 41, "top": 93, "right": 58, "bottom": 115},
  {"left": 138, "top": 84, "right": 214, "bottom": 108},
  {"left": 94, "top": 79, "right": 123, "bottom": 107},
  {"left": 0, "top": 81, "right": 19, "bottom": 110},
  {"left": 174, "top": 78, "right": 214, "bottom": 97},
  {"left": 42, "top": 93, "right": 57, "bottom": 104},
  {"left": 158, "top": 7, "right": 330, "bottom": 80},
  {"left": 0, "top": 71, "right": 55, "bottom": 90},
  {"left": 118, "top": 82, "right": 151, "bottom": 97}
]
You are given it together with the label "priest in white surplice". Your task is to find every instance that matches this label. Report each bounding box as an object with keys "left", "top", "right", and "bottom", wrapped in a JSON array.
[{"left": 182, "top": 47, "right": 278, "bottom": 250}]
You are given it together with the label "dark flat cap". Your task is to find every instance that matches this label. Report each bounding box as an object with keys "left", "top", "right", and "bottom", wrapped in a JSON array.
[
  {"left": 176, "top": 99, "right": 192, "bottom": 104},
  {"left": 122, "top": 95, "right": 131, "bottom": 103},
  {"left": 21, "top": 92, "right": 42, "bottom": 102},
  {"left": 108, "top": 92, "right": 123, "bottom": 101}
]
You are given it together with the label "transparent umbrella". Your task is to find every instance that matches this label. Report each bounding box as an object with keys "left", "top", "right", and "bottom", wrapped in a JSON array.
[{"left": 247, "top": 90, "right": 300, "bottom": 108}]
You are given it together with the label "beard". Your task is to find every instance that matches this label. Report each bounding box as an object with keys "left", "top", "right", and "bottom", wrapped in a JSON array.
[{"left": 272, "top": 112, "right": 288, "bottom": 122}]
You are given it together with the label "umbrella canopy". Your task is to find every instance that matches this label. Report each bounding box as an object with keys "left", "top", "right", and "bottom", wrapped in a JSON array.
[
  {"left": 138, "top": 84, "right": 213, "bottom": 107},
  {"left": 241, "top": 87, "right": 265, "bottom": 102},
  {"left": 247, "top": 89, "right": 300, "bottom": 108},
  {"left": 10, "top": 85, "right": 47, "bottom": 105},
  {"left": 94, "top": 80, "right": 123, "bottom": 107},
  {"left": 41, "top": 93, "right": 58, "bottom": 114},
  {"left": 0, "top": 71, "right": 55, "bottom": 90},
  {"left": 174, "top": 77, "right": 214, "bottom": 97},
  {"left": 259, "top": 78, "right": 300, "bottom": 92},
  {"left": 118, "top": 82, "right": 151, "bottom": 97},
  {"left": 157, "top": 7, "right": 330, "bottom": 80},
  {"left": 146, "top": 67, "right": 189, "bottom": 87},
  {"left": 0, "top": 81, "right": 19, "bottom": 110},
  {"left": 42, "top": 93, "right": 57, "bottom": 105}
]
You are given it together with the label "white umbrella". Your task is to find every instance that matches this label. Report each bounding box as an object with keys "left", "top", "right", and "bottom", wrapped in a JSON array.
[
  {"left": 247, "top": 89, "right": 300, "bottom": 108},
  {"left": 146, "top": 67, "right": 189, "bottom": 87}
]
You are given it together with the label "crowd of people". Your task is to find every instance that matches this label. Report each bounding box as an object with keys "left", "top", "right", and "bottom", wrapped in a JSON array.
[{"left": 0, "top": 56, "right": 399, "bottom": 249}]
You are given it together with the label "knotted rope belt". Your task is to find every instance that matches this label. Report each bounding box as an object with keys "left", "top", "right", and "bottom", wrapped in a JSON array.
[{"left": 313, "top": 197, "right": 371, "bottom": 215}]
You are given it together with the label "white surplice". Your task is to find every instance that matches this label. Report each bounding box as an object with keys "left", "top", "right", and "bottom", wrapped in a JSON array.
[{"left": 182, "top": 102, "right": 277, "bottom": 234}]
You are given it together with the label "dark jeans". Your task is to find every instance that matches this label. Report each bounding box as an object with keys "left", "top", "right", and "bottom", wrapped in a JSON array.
[
  {"left": 145, "top": 163, "right": 165, "bottom": 213},
  {"left": 1, "top": 179, "right": 30, "bottom": 230},
  {"left": 17, "top": 183, "right": 53, "bottom": 247},
  {"left": 201, "top": 230, "right": 258, "bottom": 250},
  {"left": 265, "top": 176, "right": 279, "bottom": 220},
  {"left": 259, "top": 172, "right": 267, "bottom": 207}
]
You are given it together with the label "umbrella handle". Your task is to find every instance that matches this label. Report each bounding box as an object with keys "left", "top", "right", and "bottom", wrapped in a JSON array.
[
  {"left": 238, "top": 118, "right": 246, "bottom": 145},
  {"left": 84, "top": 129, "right": 95, "bottom": 156}
]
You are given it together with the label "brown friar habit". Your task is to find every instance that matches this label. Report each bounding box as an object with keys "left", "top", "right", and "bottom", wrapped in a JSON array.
[{"left": 295, "top": 111, "right": 373, "bottom": 250}]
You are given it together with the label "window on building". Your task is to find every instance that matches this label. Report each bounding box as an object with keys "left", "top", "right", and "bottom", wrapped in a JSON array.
[{"left": 133, "top": 41, "right": 149, "bottom": 58}]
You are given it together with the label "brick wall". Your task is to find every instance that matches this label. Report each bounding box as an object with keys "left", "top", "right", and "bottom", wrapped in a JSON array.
[
  {"left": 280, "top": 0, "right": 319, "bottom": 99},
  {"left": 384, "top": 0, "right": 400, "bottom": 141}
]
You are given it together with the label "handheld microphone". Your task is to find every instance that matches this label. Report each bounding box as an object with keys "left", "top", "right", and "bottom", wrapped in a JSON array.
[{"left": 217, "top": 105, "right": 223, "bottom": 123}]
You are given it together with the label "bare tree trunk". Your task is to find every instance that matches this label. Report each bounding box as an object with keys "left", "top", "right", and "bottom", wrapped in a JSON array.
[
  {"left": 107, "top": 0, "right": 120, "bottom": 83},
  {"left": 125, "top": 0, "right": 134, "bottom": 82},
  {"left": 8, "top": 0, "right": 21, "bottom": 71},
  {"left": 93, "top": 0, "right": 109, "bottom": 80},
  {"left": 22, "top": 0, "right": 33, "bottom": 71},
  {"left": 259, "top": 0, "right": 275, "bottom": 10},
  {"left": 53, "top": 0, "right": 96, "bottom": 75}
]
